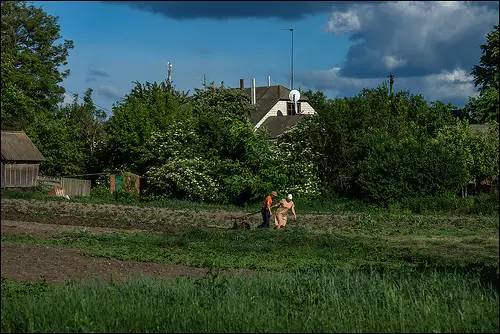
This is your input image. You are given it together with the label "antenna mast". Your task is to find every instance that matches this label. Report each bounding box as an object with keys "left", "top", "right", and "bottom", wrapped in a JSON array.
[
  {"left": 167, "top": 62, "right": 173, "bottom": 86},
  {"left": 389, "top": 73, "right": 394, "bottom": 95},
  {"left": 290, "top": 28, "right": 294, "bottom": 89},
  {"left": 281, "top": 28, "right": 294, "bottom": 89}
]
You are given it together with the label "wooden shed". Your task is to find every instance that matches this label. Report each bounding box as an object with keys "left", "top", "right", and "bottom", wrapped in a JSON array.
[{"left": 1, "top": 131, "right": 45, "bottom": 188}]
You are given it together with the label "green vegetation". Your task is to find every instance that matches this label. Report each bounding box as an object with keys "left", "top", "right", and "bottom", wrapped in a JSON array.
[
  {"left": 1, "top": 198, "right": 498, "bottom": 332},
  {"left": 466, "top": 25, "right": 499, "bottom": 124},
  {"left": 2, "top": 187, "right": 498, "bottom": 216},
  {"left": 1, "top": 3, "right": 498, "bottom": 332},
  {"left": 2, "top": 270, "right": 498, "bottom": 333},
  {"left": 2, "top": 198, "right": 497, "bottom": 271}
]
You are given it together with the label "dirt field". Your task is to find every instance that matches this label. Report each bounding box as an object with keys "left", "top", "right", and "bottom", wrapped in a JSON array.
[
  {"left": 1, "top": 219, "right": 254, "bottom": 283},
  {"left": 2, "top": 198, "right": 497, "bottom": 284},
  {"left": 1, "top": 243, "right": 212, "bottom": 283}
]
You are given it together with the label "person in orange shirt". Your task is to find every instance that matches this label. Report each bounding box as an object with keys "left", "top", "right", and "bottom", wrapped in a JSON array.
[{"left": 257, "top": 191, "right": 278, "bottom": 228}]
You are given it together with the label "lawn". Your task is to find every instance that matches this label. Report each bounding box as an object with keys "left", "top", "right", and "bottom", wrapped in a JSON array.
[{"left": 1, "top": 196, "right": 498, "bottom": 332}]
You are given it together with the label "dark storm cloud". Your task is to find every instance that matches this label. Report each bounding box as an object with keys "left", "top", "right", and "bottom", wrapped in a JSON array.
[{"left": 116, "top": 1, "right": 336, "bottom": 20}]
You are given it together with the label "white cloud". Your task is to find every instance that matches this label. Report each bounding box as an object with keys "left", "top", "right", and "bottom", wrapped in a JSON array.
[
  {"left": 383, "top": 56, "right": 407, "bottom": 70},
  {"left": 326, "top": 1, "right": 498, "bottom": 78},
  {"left": 59, "top": 93, "right": 74, "bottom": 107},
  {"left": 326, "top": 10, "right": 361, "bottom": 33}
]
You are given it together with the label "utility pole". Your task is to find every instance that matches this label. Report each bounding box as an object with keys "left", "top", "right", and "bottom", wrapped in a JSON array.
[
  {"left": 290, "top": 28, "right": 294, "bottom": 90},
  {"left": 282, "top": 28, "right": 294, "bottom": 89},
  {"left": 389, "top": 73, "right": 394, "bottom": 96}
]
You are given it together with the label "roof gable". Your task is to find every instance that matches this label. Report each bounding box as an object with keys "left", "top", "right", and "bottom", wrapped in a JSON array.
[
  {"left": 1, "top": 131, "right": 45, "bottom": 162},
  {"left": 258, "top": 115, "right": 310, "bottom": 139}
]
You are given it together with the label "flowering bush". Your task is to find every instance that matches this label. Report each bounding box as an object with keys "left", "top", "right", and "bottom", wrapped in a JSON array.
[{"left": 146, "top": 157, "right": 220, "bottom": 202}]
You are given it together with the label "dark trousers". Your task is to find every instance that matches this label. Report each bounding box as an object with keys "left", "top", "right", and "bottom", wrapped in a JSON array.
[{"left": 261, "top": 207, "right": 271, "bottom": 227}]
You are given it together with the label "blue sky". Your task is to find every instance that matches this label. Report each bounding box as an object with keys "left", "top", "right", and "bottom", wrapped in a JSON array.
[{"left": 34, "top": 1, "right": 499, "bottom": 114}]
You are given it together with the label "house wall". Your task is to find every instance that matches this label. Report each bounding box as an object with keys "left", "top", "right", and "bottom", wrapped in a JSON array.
[
  {"left": 255, "top": 100, "right": 316, "bottom": 129},
  {"left": 300, "top": 102, "right": 316, "bottom": 115},
  {"left": 1, "top": 162, "right": 39, "bottom": 188}
]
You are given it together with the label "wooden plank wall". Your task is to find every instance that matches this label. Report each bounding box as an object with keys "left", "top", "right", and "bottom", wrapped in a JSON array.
[
  {"left": 1, "top": 163, "right": 39, "bottom": 188},
  {"left": 37, "top": 175, "right": 91, "bottom": 197}
]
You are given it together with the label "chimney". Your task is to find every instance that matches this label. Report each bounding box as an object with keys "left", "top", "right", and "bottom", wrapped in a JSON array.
[
  {"left": 268, "top": 75, "right": 271, "bottom": 87},
  {"left": 251, "top": 78, "right": 256, "bottom": 105},
  {"left": 240, "top": 79, "right": 244, "bottom": 89}
]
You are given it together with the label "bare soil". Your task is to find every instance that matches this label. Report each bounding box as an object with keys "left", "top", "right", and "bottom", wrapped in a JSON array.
[
  {"left": 1, "top": 220, "right": 254, "bottom": 283},
  {"left": 1, "top": 243, "right": 212, "bottom": 283},
  {"left": 1, "top": 219, "right": 147, "bottom": 238}
]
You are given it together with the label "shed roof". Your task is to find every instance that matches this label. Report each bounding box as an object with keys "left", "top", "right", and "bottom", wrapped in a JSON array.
[
  {"left": 1, "top": 131, "right": 45, "bottom": 162},
  {"left": 239, "top": 85, "right": 309, "bottom": 125},
  {"left": 258, "top": 115, "right": 310, "bottom": 139}
]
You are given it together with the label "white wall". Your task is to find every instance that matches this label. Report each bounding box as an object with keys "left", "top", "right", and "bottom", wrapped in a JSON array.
[
  {"left": 300, "top": 102, "right": 316, "bottom": 115},
  {"left": 255, "top": 100, "right": 316, "bottom": 129}
]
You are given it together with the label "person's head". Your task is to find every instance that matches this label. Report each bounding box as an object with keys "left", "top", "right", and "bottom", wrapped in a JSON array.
[
  {"left": 271, "top": 191, "right": 278, "bottom": 197},
  {"left": 286, "top": 194, "right": 293, "bottom": 202}
]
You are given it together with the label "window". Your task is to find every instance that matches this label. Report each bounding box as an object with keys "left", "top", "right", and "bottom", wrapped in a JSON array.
[{"left": 287, "top": 102, "right": 301, "bottom": 115}]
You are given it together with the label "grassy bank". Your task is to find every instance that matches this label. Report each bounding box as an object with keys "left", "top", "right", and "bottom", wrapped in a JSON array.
[{"left": 2, "top": 269, "right": 498, "bottom": 333}]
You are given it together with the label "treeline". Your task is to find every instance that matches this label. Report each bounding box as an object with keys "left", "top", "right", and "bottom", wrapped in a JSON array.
[{"left": 1, "top": 2, "right": 498, "bottom": 205}]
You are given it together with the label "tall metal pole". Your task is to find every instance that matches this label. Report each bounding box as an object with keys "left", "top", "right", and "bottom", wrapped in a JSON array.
[
  {"left": 281, "top": 28, "right": 295, "bottom": 89},
  {"left": 290, "top": 28, "right": 294, "bottom": 90}
]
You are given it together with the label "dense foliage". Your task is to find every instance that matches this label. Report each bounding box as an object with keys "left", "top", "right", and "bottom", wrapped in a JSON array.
[
  {"left": 466, "top": 25, "right": 499, "bottom": 123},
  {"left": 296, "top": 86, "right": 498, "bottom": 202},
  {"left": 0, "top": 1, "right": 73, "bottom": 130}
]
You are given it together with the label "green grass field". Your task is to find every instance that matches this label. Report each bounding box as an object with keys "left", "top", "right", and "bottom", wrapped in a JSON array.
[
  {"left": 1, "top": 194, "right": 498, "bottom": 332},
  {"left": 2, "top": 270, "right": 498, "bottom": 333}
]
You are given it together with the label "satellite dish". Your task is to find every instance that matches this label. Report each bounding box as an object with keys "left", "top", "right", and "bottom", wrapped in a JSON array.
[
  {"left": 289, "top": 90, "right": 300, "bottom": 102},
  {"left": 289, "top": 90, "right": 300, "bottom": 115}
]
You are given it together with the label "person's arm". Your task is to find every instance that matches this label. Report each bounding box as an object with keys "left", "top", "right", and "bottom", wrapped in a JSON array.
[{"left": 291, "top": 203, "right": 296, "bottom": 220}]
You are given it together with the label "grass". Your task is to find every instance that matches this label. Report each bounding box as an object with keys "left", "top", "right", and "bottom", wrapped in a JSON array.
[
  {"left": 2, "top": 188, "right": 499, "bottom": 216},
  {"left": 2, "top": 224, "right": 498, "bottom": 274},
  {"left": 2, "top": 269, "right": 498, "bottom": 333}
]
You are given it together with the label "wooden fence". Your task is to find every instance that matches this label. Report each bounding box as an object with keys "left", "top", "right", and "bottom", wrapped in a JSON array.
[
  {"left": 1, "top": 163, "right": 39, "bottom": 188},
  {"left": 38, "top": 175, "right": 91, "bottom": 197}
]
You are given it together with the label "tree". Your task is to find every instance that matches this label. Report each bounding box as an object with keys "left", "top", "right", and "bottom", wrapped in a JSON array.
[
  {"left": 1, "top": 1, "right": 74, "bottom": 130},
  {"left": 103, "top": 81, "right": 191, "bottom": 173},
  {"left": 284, "top": 84, "right": 477, "bottom": 202},
  {"left": 468, "top": 25, "right": 499, "bottom": 123},
  {"left": 61, "top": 89, "right": 107, "bottom": 173}
]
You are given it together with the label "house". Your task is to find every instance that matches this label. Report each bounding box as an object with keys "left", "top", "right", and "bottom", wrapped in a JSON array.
[
  {"left": 1, "top": 131, "right": 45, "bottom": 188},
  {"left": 238, "top": 79, "right": 317, "bottom": 138}
]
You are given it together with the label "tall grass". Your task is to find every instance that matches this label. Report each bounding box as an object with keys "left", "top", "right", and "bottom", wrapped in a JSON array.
[{"left": 2, "top": 270, "right": 497, "bottom": 333}]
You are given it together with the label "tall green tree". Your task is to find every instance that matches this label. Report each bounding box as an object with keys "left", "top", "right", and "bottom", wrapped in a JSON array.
[
  {"left": 61, "top": 89, "right": 107, "bottom": 173},
  {"left": 467, "top": 25, "right": 499, "bottom": 123},
  {"left": 104, "top": 81, "right": 191, "bottom": 173},
  {"left": 1, "top": 1, "right": 74, "bottom": 130}
]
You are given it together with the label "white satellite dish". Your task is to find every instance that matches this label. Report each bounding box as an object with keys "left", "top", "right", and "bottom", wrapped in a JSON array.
[{"left": 289, "top": 89, "right": 300, "bottom": 115}]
